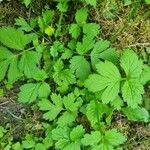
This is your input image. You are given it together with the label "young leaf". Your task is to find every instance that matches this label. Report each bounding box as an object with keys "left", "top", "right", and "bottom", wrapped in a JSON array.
[
  {"left": 70, "top": 56, "right": 91, "bottom": 81},
  {"left": 0, "top": 27, "right": 28, "bottom": 50},
  {"left": 18, "top": 83, "right": 40, "bottom": 103},
  {"left": 75, "top": 8, "right": 88, "bottom": 24},
  {"left": 85, "top": 61, "right": 121, "bottom": 103},
  {"left": 122, "top": 79, "right": 144, "bottom": 108}
]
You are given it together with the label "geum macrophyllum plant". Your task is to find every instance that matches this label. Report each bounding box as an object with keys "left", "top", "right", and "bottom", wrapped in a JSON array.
[{"left": 0, "top": 0, "right": 150, "bottom": 149}]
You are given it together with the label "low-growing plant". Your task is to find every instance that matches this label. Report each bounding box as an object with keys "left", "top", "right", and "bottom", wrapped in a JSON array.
[{"left": 0, "top": 0, "right": 150, "bottom": 149}]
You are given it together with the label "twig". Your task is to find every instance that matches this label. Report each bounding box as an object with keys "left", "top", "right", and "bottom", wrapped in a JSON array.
[
  {"left": 126, "top": 43, "right": 150, "bottom": 48},
  {"left": 0, "top": 101, "right": 9, "bottom": 106}
]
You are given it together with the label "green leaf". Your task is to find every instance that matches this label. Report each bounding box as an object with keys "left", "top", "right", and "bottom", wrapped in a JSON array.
[
  {"left": 38, "top": 93, "right": 63, "bottom": 121},
  {"left": 86, "top": 100, "right": 111, "bottom": 126},
  {"left": 7, "top": 57, "right": 21, "bottom": 84},
  {"left": 57, "top": 111, "right": 76, "bottom": 126},
  {"left": 53, "top": 61, "right": 75, "bottom": 86},
  {"left": 42, "top": 10, "right": 54, "bottom": 26},
  {"left": 81, "top": 131, "right": 101, "bottom": 146},
  {"left": 69, "top": 24, "right": 81, "bottom": 39},
  {"left": 63, "top": 93, "right": 82, "bottom": 112},
  {"left": 122, "top": 107, "right": 149, "bottom": 122},
  {"left": 85, "top": 61, "right": 121, "bottom": 103},
  {"left": 145, "top": 0, "right": 150, "bottom": 4},
  {"left": 75, "top": 8, "right": 88, "bottom": 24},
  {"left": 91, "top": 40, "right": 118, "bottom": 69},
  {"left": 122, "top": 79, "right": 144, "bottom": 108},
  {"left": 38, "top": 82, "right": 51, "bottom": 98},
  {"left": 104, "top": 129, "right": 126, "bottom": 146},
  {"left": 0, "top": 126, "right": 5, "bottom": 138},
  {"left": 124, "top": 0, "right": 132, "bottom": 6},
  {"left": 38, "top": 99, "right": 51, "bottom": 110},
  {"left": 70, "top": 125, "right": 85, "bottom": 141},
  {"left": 111, "top": 96, "right": 123, "bottom": 110},
  {"left": 86, "top": 100, "right": 101, "bottom": 126},
  {"left": 52, "top": 126, "right": 70, "bottom": 149},
  {"left": 0, "top": 47, "right": 14, "bottom": 60},
  {"left": 19, "top": 51, "right": 40, "bottom": 78},
  {"left": 15, "top": 17, "right": 33, "bottom": 32},
  {"left": 0, "top": 60, "right": 10, "bottom": 81},
  {"left": 140, "top": 65, "right": 150, "bottom": 85},
  {"left": 0, "top": 47, "right": 21, "bottom": 84},
  {"left": 85, "top": 0, "right": 97, "bottom": 7},
  {"left": 70, "top": 56, "right": 91, "bottom": 81},
  {"left": 23, "top": 0, "right": 31, "bottom": 7},
  {"left": 76, "top": 35, "right": 95, "bottom": 55},
  {"left": 18, "top": 83, "right": 40, "bottom": 103},
  {"left": 63, "top": 142, "right": 81, "bottom": 150},
  {"left": 0, "top": 27, "right": 28, "bottom": 50},
  {"left": 38, "top": 10, "right": 54, "bottom": 32},
  {"left": 120, "top": 49, "right": 143, "bottom": 79},
  {"left": 22, "top": 134, "right": 36, "bottom": 149},
  {"left": 83, "top": 23, "right": 100, "bottom": 38},
  {"left": 98, "top": 144, "right": 114, "bottom": 150},
  {"left": 33, "top": 70, "right": 48, "bottom": 81},
  {"left": 57, "top": 1, "right": 68, "bottom": 12},
  {"left": 35, "top": 143, "right": 46, "bottom": 150},
  {"left": 12, "top": 142, "right": 23, "bottom": 150}
]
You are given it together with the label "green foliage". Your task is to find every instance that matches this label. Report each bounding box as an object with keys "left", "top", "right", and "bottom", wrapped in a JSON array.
[
  {"left": 70, "top": 56, "right": 91, "bottom": 80},
  {"left": 145, "top": 0, "right": 150, "bottom": 4},
  {"left": 84, "top": 0, "right": 97, "bottom": 7},
  {"left": 85, "top": 61, "right": 121, "bottom": 103},
  {"left": 0, "top": 0, "right": 150, "bottom": 149},
  {"left": 0, "top": 27, "right": 28, "bottom": 50},
  {"left": 22, "top": 0, "right": 32, "bottom": 7},
  {"left": 82, "top": 129, "right": 126, "bottom": 149},
  {"left": 85, "top": 49, "right": 147, "bottom": 108}
]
